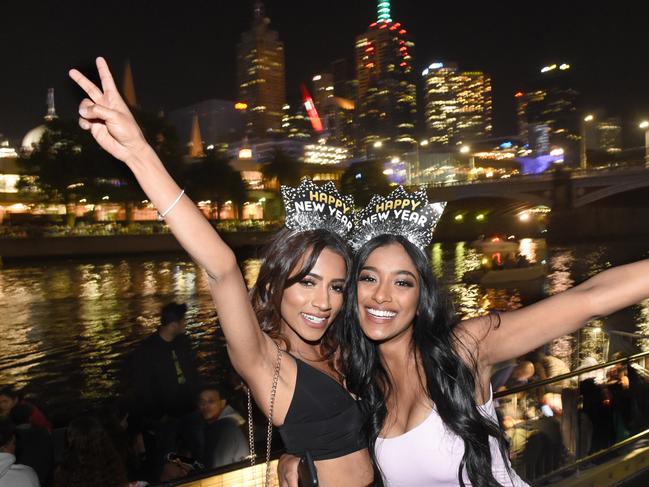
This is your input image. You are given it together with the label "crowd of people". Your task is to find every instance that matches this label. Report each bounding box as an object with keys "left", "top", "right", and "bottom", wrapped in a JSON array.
[
  {"left": 0, "top": 302, "right": 251, "bottom": 487},
  {"left": 491, "top": 350, "right": 649, "bottom": 482}
]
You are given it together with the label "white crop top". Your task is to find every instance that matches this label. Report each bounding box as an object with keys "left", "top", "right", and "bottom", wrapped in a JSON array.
[{"left": 375, "top": 392, "right": 528, "bottom": 486}]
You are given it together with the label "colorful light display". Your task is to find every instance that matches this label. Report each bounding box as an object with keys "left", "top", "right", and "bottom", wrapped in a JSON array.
[{"left": 300, "top": 85, "right": 324, "bottom": 133}]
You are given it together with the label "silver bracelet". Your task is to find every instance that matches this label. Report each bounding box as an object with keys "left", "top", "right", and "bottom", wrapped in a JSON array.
[{"left": 158, "top": 189, "right": 185, "bottom": 219}]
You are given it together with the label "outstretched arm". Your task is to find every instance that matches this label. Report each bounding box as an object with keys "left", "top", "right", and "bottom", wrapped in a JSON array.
[
  {"left": 69, "top": 57, "right": 272, "bottom": 379},
  {"left": 463, "top": 259, "right": 649, "bottom": 367}
]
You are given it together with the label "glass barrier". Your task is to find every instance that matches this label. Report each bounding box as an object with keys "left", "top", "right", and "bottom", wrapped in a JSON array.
[
  {"left": 493, "top": 351, "right": 649, "bottom": 484},
  {"left": 165, "top": 351, "right": 649, "bottom": 487}
]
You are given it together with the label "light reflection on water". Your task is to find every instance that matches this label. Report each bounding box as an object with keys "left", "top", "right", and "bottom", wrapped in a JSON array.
[{"left": 1, "top": 239, "right": 649, "bottom": 423}]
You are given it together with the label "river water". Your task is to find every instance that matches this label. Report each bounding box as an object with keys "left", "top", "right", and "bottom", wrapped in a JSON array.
[{"left": 1, "top": 238, "right": 648, "bottom": 423}]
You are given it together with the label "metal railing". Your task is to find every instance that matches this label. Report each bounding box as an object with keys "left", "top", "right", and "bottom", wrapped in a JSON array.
[
  {"left": 493, "top": 351, "right": 649, "bottom": 485},
  {"left": 162, "top": 351, "right": 649, "bottom": 486}
]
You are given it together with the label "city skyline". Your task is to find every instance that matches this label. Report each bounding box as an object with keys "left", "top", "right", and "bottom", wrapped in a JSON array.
[{"left": 1, "top": 1, "right": 648, "bottom": 145}]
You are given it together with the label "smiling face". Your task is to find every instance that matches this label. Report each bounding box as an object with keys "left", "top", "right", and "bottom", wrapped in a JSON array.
[
  {"left": 280, "top": 247, "right": 347, "bottom": 344},
  {"left": 356, "top": 243, "right": 421, "bottom": 343}
]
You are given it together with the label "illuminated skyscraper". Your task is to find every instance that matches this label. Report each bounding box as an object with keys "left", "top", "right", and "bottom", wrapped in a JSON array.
[
  {"left": 310, "top": 72, "right": 355, "bottom": 150},
  {"left": 355, "top": 0, "right": 417, "bottom": 153},
  {"left": 281, "top": 104, "right": 311, "bottom": 141},
  {"left": 454, "top": 71, "right": 492, "bottom": 141},
  {"left": 422, "top": 63, "right": 492, "bottom": 146},
  {"left": 596, "top": 117, "right": 622, "bottom": 153},
  {"left": 237, "top": 1, "right": 286, "bottom": 138},
  {"left": 45, "top": 88, "right": 58, "bottom": 122},
  {"left": 422, "top": 63, "right": 458, "bottom": 146},
  {"left": 312, "top": 73, "right": 335, "bottom": 115},
  {"left": 516, "top": 63, "right": 580, "bottom": 161}
]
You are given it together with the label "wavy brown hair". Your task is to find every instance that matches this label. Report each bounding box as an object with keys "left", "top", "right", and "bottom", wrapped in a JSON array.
[
  {"left": 250, "top": 228, "right": 352, "bottom": 364},
  {"left": 55, "top": 416, "right": 128, "bottom": 487}
]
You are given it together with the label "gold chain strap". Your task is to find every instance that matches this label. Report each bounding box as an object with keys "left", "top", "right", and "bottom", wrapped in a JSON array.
[
  {"left": 247, "top": 388, "right": 255, "bottom": 467},
  {"left": 247, "top": 343, "right": 283, "bottom": 486}
]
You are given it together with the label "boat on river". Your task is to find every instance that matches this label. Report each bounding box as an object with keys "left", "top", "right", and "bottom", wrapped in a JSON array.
[
  {"left": 481, "top": 263, "right": 548, "bottom": 284},
  {"left": 464, "top": 262, "right": 548, "bottom": 285},
  {"left": 470, "top": 235, "right": 519, "bottom": 254}
]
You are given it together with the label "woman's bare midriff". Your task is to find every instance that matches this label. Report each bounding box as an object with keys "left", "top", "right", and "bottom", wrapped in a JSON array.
[{"left": 314, "top": 448, "right": 374, "bottom": 486}]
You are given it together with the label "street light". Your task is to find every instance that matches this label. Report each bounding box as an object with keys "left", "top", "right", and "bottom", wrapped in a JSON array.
[
  {"left": 640, "top": 121, "right": 649, "bottom": 167},
  {"left": 580, "top": 114, "right": 595, "bottom": 170},
  {"left": 365, "top": 140, "right": 383, "bottom": 160},
  {"left": 372, "top": 140, "right": 383, "bottom": 162},
  {"left": 414, "top": 140, "right": 429, "bottom": 184},
  {"left": 460, "top": 145, "right": 475, "bottom": 176}
]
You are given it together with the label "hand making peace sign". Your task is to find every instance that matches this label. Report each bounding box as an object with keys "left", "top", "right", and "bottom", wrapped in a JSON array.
[{"left": 69, "top": 57, "right": 148, "bottom": 165}]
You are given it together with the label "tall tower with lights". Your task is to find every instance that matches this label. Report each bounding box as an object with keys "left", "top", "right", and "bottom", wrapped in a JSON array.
[
  {"left": 45, "top": 88, "right": 58, "bottom": 121},
  {"left": 237, "top": 1, "right": 286, "bottom": 139},
  {"left": 422, "top": 63, "right": 492, "bottom": 146},
  {"left": 516, "top": 63, "right": 579, "bottom": 161},
  {"left": 355, "top": 0, "right": 417, "bottom": 154}
]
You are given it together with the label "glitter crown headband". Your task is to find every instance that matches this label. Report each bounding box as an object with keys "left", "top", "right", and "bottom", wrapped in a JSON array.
[
  {"left": 349, "top": 186, "right": 446, "bottom": 251},
  {"left": 281, "top": 177, "right": 355, "bottom": 239}
]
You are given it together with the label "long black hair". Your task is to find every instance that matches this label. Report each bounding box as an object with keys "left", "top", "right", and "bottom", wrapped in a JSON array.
[{"left": 339, "top": 234, "right": 509, "bottom": 486}]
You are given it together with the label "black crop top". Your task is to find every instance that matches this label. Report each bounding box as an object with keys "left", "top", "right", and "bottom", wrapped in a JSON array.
[{"left": 278, "top": 356, "right": 365, "bottom": 460}]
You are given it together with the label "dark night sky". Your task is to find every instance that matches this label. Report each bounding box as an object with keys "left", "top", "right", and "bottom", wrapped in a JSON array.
[{"left": 2, "top": 1, "right": 648, "bottom": 146}]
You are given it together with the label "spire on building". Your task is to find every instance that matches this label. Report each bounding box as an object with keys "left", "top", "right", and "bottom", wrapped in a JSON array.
[
  {"left": 122, "top": 60, "right": 138, "bottom": 108},
  {"left": 253, "top": 0, "right": 265, "bottom": 20},
  {"left": 188, "top": 113, "right": 205, "bottom": 158},
  {"left": 377, "top": 0, "right": 392, "bottom": 22},
  {"left": 45, "top": 88, "right": 58, "bottom": 121}
]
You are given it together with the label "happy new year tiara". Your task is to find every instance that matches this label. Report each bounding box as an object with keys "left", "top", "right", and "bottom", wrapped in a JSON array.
[
  {"left": 281, "top": 177, "right": 355, "bottom": 240},
  {"left": 349, "top": 186, "right": 446, "bottom": 251}
]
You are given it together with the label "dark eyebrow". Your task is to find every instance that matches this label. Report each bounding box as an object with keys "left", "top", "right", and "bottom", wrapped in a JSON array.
[
  {"left": 307, "top": 272, "right": 346, "bottom": 283},
  {"left": 305, "top": 272, "right": 323, "bottom": 281},
  {"left": 361, "top": 266, "right": 418, "bottom": 281}
]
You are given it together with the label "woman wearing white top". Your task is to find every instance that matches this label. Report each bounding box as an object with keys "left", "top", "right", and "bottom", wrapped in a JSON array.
[{"left": 340, "top": 228, "right": 649, "bottom": 486}]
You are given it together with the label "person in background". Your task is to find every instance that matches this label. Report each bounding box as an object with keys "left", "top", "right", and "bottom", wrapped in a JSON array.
[
  {"left": 98, "top": 402, "right": 147, "bottom": 484},
  {"left": 9, "top": 404, "right": 53, "bottom": 486},
  {"left": 130, "top": 302, "right": 200, "bottom": 420},
  {"left": 184, "top": 384, "right": 248, "bottom": 469},
  {"left": 54, "top": 416, "right": 127, "bottom": 487},
  {"left": 526, "top": 350, "right": 571, "bottom": 393},
  {"left": 0, "top": 419, "right": 40, "bottom": 487},
  {"left": 129, "top": 302, "right": 200, "bottom": 478},
  {"left": 159, "top": 382, "right": 250, "bottom": 482},
  {"left": 503, "top": 361, "right": 536, "bottom": 390},
  {"left": 0, "top": 387, "right": 51, "bottom": 432}
]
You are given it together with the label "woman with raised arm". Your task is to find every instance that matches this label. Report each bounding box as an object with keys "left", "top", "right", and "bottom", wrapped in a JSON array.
[
  {"left": 69, "top": 58, "right": 373, "bottom": 486},
  {"left": 340, "top": 187, "right": 649, "bottom": 486}
]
